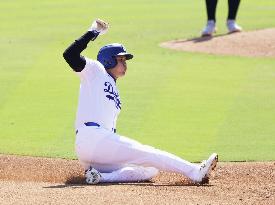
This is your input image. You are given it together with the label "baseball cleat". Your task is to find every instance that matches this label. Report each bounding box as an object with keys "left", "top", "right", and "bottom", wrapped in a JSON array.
[
  {"left": 85, "top": 167, "right": 102, "bottom": 185},
  {"left": 201, "top": 20, "right": 217, "bottom": 37},
  {"left": 193, "top": 153, "right": 218, "bottom": 184},
  {"left": 227, "top": 20, "right": 242, "bottom": 34}
]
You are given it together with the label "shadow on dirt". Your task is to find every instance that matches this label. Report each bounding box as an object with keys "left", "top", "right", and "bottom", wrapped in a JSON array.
[
  {"left": 173, "top": 33, "right": 229, "bottom": 44},
  {"left": 42, "top": 176, "right": 213, "bottom": 189}
]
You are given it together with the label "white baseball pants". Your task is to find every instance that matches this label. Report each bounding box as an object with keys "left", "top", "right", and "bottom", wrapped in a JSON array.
[{"left": 75, "top": 126, "right": 200, "bottom": 183}]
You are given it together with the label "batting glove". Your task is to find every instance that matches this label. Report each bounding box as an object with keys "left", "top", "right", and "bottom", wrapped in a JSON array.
[{"left": 88, "top": 19, "right": 109, "bottom": 35}]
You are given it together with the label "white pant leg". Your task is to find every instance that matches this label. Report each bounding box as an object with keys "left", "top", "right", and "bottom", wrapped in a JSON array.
[
  {"left": 99, "top": 166, "right": 159, "bottom": 183},
  {"left": 75, "top": 126, "right": 199, "bottom": 180}
]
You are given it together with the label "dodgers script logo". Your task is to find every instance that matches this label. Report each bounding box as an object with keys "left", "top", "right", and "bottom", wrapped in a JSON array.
[{"left": 104, "top": 82, "right": 121, "bottom": 109}]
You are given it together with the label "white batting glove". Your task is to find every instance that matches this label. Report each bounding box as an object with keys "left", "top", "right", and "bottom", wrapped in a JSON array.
[{"left": 88, "top": 19, "right": 109, "bottom": 35}]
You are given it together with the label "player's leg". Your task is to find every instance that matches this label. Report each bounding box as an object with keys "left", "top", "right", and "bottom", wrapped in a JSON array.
[
  {"left": 202, "top": 0, "right": 218, "bottom": 36},
  {"left": 100, "top": 166, "right": 159, "bottom": 183},
  {"left": 95, "top": 135, "right": 201, "bottom": 181},
  {"left": 227, "top": 0, "right": 242, "bottom": 33},
  {"left": 206, "top": 0, "right": 218, "bottom": 21},
  {"left": 228, "top": 0, "right": 241, "bottom": 20},
  {"left": 84, "top": 165, "right": 158, "bottom": 184},
  {"left": 75, "top": 126, "right": 216, "bottom": 183}
]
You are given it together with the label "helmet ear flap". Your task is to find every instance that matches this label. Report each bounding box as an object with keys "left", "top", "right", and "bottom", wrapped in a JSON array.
[
  {"left": 111, "top": 56, "right": 118, "bottom": 68},
  {"left": 103, "top": 56, "right": 117, "bottom": 69}
]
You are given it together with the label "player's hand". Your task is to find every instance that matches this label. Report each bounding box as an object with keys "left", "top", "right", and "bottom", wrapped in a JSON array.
[{"left": 88, "top": 19, "right": 109, "bottom": 35}]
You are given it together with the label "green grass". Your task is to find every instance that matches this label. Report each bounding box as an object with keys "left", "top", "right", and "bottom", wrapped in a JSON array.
[{"left": 0, "top": 0, "right": 275, "bottom": 161}]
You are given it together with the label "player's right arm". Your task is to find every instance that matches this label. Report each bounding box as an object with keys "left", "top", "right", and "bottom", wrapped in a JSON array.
[{"left": 63, "top": 19, "right": 109, "bottom": 72}]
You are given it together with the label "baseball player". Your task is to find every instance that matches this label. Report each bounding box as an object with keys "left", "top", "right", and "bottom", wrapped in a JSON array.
[{"left": 63, "top": 19, "right": 218, "bottom": 185}]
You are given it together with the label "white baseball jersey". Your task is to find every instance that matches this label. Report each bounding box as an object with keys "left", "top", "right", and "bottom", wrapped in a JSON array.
[{"left": 75, "top": 57, "right": 121, "bottom": 132}]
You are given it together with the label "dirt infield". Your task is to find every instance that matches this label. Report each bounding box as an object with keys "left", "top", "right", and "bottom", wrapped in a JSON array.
[
  {"left": 160, "top": 28, "right": 275, "bottom": 58},
  {"left": 0, "top": 155, "right": 274, "bottom": 204}
]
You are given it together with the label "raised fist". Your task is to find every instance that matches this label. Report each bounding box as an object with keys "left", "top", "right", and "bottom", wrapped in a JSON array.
[{"left": 88, "top": 19, "right": 109, "bottom": 35}]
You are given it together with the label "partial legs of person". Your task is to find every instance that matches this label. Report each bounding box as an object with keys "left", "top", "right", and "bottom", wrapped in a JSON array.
[
  {"left": 202, "top": 0, "right": 218, "bottom": 36},
  {"left": 75, "top": 126, "right": 218, "bottom": 185},
  {"left": 227, "top": 0, "right": 242, "bottom": 33},
  {"left": 85, "top": 165, "right": 159, "bottom": 184}
]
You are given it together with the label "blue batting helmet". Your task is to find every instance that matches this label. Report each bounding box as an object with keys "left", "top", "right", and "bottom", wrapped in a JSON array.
[{"left": 97, "top": 43, "right": 133, "bottom": 69}]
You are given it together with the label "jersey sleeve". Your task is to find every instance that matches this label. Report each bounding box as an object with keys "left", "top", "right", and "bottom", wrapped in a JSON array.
[
  {"left": 76, "top": 57, "right": 105, "bottom": 80},
  {"left": 63, "top": 31, "right": 99, "bottom": 72}
]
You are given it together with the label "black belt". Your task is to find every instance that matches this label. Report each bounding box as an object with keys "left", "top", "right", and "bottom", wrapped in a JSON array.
[{"left": 76, "top": 122, "right": 116, "bottom": 134}]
